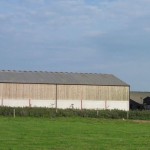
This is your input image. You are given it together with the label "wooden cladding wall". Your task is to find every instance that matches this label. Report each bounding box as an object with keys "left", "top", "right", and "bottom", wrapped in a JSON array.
[
  {"left": 0, "top": 83, "right": 56, "bottom": 100},
  {"left": 0, "top": 83, "right": 129, "bottom": 101},
  {"left": 57, "top": 85, "right": 129, "bottom": 101}
]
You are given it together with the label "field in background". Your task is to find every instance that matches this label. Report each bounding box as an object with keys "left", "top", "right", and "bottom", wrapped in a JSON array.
[{"left": 0, "top": 117, "right": 150, "bottom": 150}]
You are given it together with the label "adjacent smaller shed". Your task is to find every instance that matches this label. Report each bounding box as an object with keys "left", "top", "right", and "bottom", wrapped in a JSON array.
[
  {"left": 143, "top": 97, "right": 150, "bottom": 110},
  {"left": 130, "top": 91, "right": 150, "bottom": 104},
  {"left": 0, "top": 70, "right": 130, "bottom": 110},
  {"left": 130, "top": 91, "right": 150, "bottom": 110}
]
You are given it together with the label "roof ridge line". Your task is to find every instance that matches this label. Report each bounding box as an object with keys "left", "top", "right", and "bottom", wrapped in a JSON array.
[{"left": 0, "top": 70, "right": 109, "bottom": 75}]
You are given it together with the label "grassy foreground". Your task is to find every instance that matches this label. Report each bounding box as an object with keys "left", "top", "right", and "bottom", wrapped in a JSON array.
[{"left": 0, "top": 117, "right": 150, "bottom": 150}]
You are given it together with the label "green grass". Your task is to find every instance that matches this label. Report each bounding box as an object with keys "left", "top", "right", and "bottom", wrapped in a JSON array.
[{"left": 0, "top": 117, "right": 150, "bottom": 150}]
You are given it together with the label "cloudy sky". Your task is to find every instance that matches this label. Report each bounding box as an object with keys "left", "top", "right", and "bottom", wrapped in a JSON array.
[{"left": 0, "top": 0, "right": 150, "bottom": 91}]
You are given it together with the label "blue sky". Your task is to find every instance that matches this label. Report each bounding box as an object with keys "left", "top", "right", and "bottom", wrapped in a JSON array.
[{"left": 0, "top": 0, "right": 150, "bottom": 91}]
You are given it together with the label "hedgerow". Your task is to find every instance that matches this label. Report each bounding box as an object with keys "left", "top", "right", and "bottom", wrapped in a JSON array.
[{"left": 0, "top": 107, "right": 149, "bottom": 120}]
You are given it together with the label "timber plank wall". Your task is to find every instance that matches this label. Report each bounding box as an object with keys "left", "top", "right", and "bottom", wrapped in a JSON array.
[{"left": 0, "top": 83, "right": 129, "bottom": 101}]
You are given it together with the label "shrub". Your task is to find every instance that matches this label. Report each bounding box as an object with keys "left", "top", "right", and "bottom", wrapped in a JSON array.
[
  {"left": 0, "top": 106, "right": 150, "bottom": 120},
  {"left": 129, "top": 110, "right": 150, "bottom": 120}
]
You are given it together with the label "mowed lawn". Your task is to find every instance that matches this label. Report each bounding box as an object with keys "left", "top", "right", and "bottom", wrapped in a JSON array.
[{"left": 0, "top": 117, "right": 150, "bottom": 150}]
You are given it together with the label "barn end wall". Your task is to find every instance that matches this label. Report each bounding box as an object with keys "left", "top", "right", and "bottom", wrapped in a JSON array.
[{"left": 0, "top": 83, "right": 129, "bottom": 110}]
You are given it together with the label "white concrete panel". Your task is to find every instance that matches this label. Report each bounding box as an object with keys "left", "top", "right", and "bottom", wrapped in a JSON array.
[
  {"left": 82, "top": 100, "right": 105, "bottom": 109},
  {"left": 107, "top": 101, "right": 129, "bottom": 111},
  {"left": 0, "top": 99, "right": 129, "bottom": 111},
  {"left": 31, "top": 100, "right": 56, "bottom": 108},
  {"left": 57, "top": 100, "right": 81, "bottom": 109},
  {"left": 2, "top": 99, "right": 29, "bottom": 107},
  {"left": 0, "top": 99, "right": 4, "bottom": 106},
  {"left": 1, "top": 99, "right": 56, "bottom": 108}
]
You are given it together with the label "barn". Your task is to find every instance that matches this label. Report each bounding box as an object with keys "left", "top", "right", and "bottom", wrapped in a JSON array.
[
  {"left": 130, "top": 91, "right": 150, "bottom": 110},
  {"left": 0, "top": 70, "right": 129, "bottom": 110}
]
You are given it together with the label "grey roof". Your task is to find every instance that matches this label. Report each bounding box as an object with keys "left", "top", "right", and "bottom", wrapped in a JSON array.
[
  {"left": 0, "top": 70, "right": 129, "bottom": 86},
  {"left": 130, "top": 91, "right": 150, "bottom": 104}
]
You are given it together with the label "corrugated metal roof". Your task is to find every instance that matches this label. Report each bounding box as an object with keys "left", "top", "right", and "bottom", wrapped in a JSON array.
[{"left": 0, "top": 70, "right": 129, "bottom": 86}]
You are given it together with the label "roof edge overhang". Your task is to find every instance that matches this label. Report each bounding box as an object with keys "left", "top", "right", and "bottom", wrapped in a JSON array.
[{"left": 0, "top": 81, "right": 130, "bottom": 87}]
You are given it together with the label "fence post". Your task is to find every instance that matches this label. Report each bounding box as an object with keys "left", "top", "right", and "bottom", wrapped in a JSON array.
[
  {"left": 127, "top": 111, "right": 129, "bottom": 119},
  {"left": 97, "top": 110, "right": 99, "bottom": 117},
  {"left": 13, "top": 108, "right": 15, "bottom": 118}
]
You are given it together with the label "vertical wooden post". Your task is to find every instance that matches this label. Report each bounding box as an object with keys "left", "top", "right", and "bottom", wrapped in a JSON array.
[
  {"left": 81, "top": 87, "right": 83, "bottom": 110},
  {"left": 29, "top": 99, "right": 31, "bottom": 107},
  {"left": 97, "top": 110, "right": 99, "bottom": 117},
  {"left": 105, "top": 100, "right": 107, "bottom": 109},
  {"left": 127, "top": 111, "right": 129, "bottom": 119},
  {"left": 13, "top": 108, "right": 15, "bottom": 118},
  {"left": 1, "top": 98, "right": 3, "bottom": 106},
  {"left": 56, "top": 84, "right": 58, "bottom": 113},
  {"left": 127, "top": 85, "right": 130, "bottom": 119}
]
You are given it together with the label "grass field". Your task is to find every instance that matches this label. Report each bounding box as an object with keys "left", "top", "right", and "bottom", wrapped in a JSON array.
[{"left": 0, "top": 117, "right": 150, "bottom": 150}]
